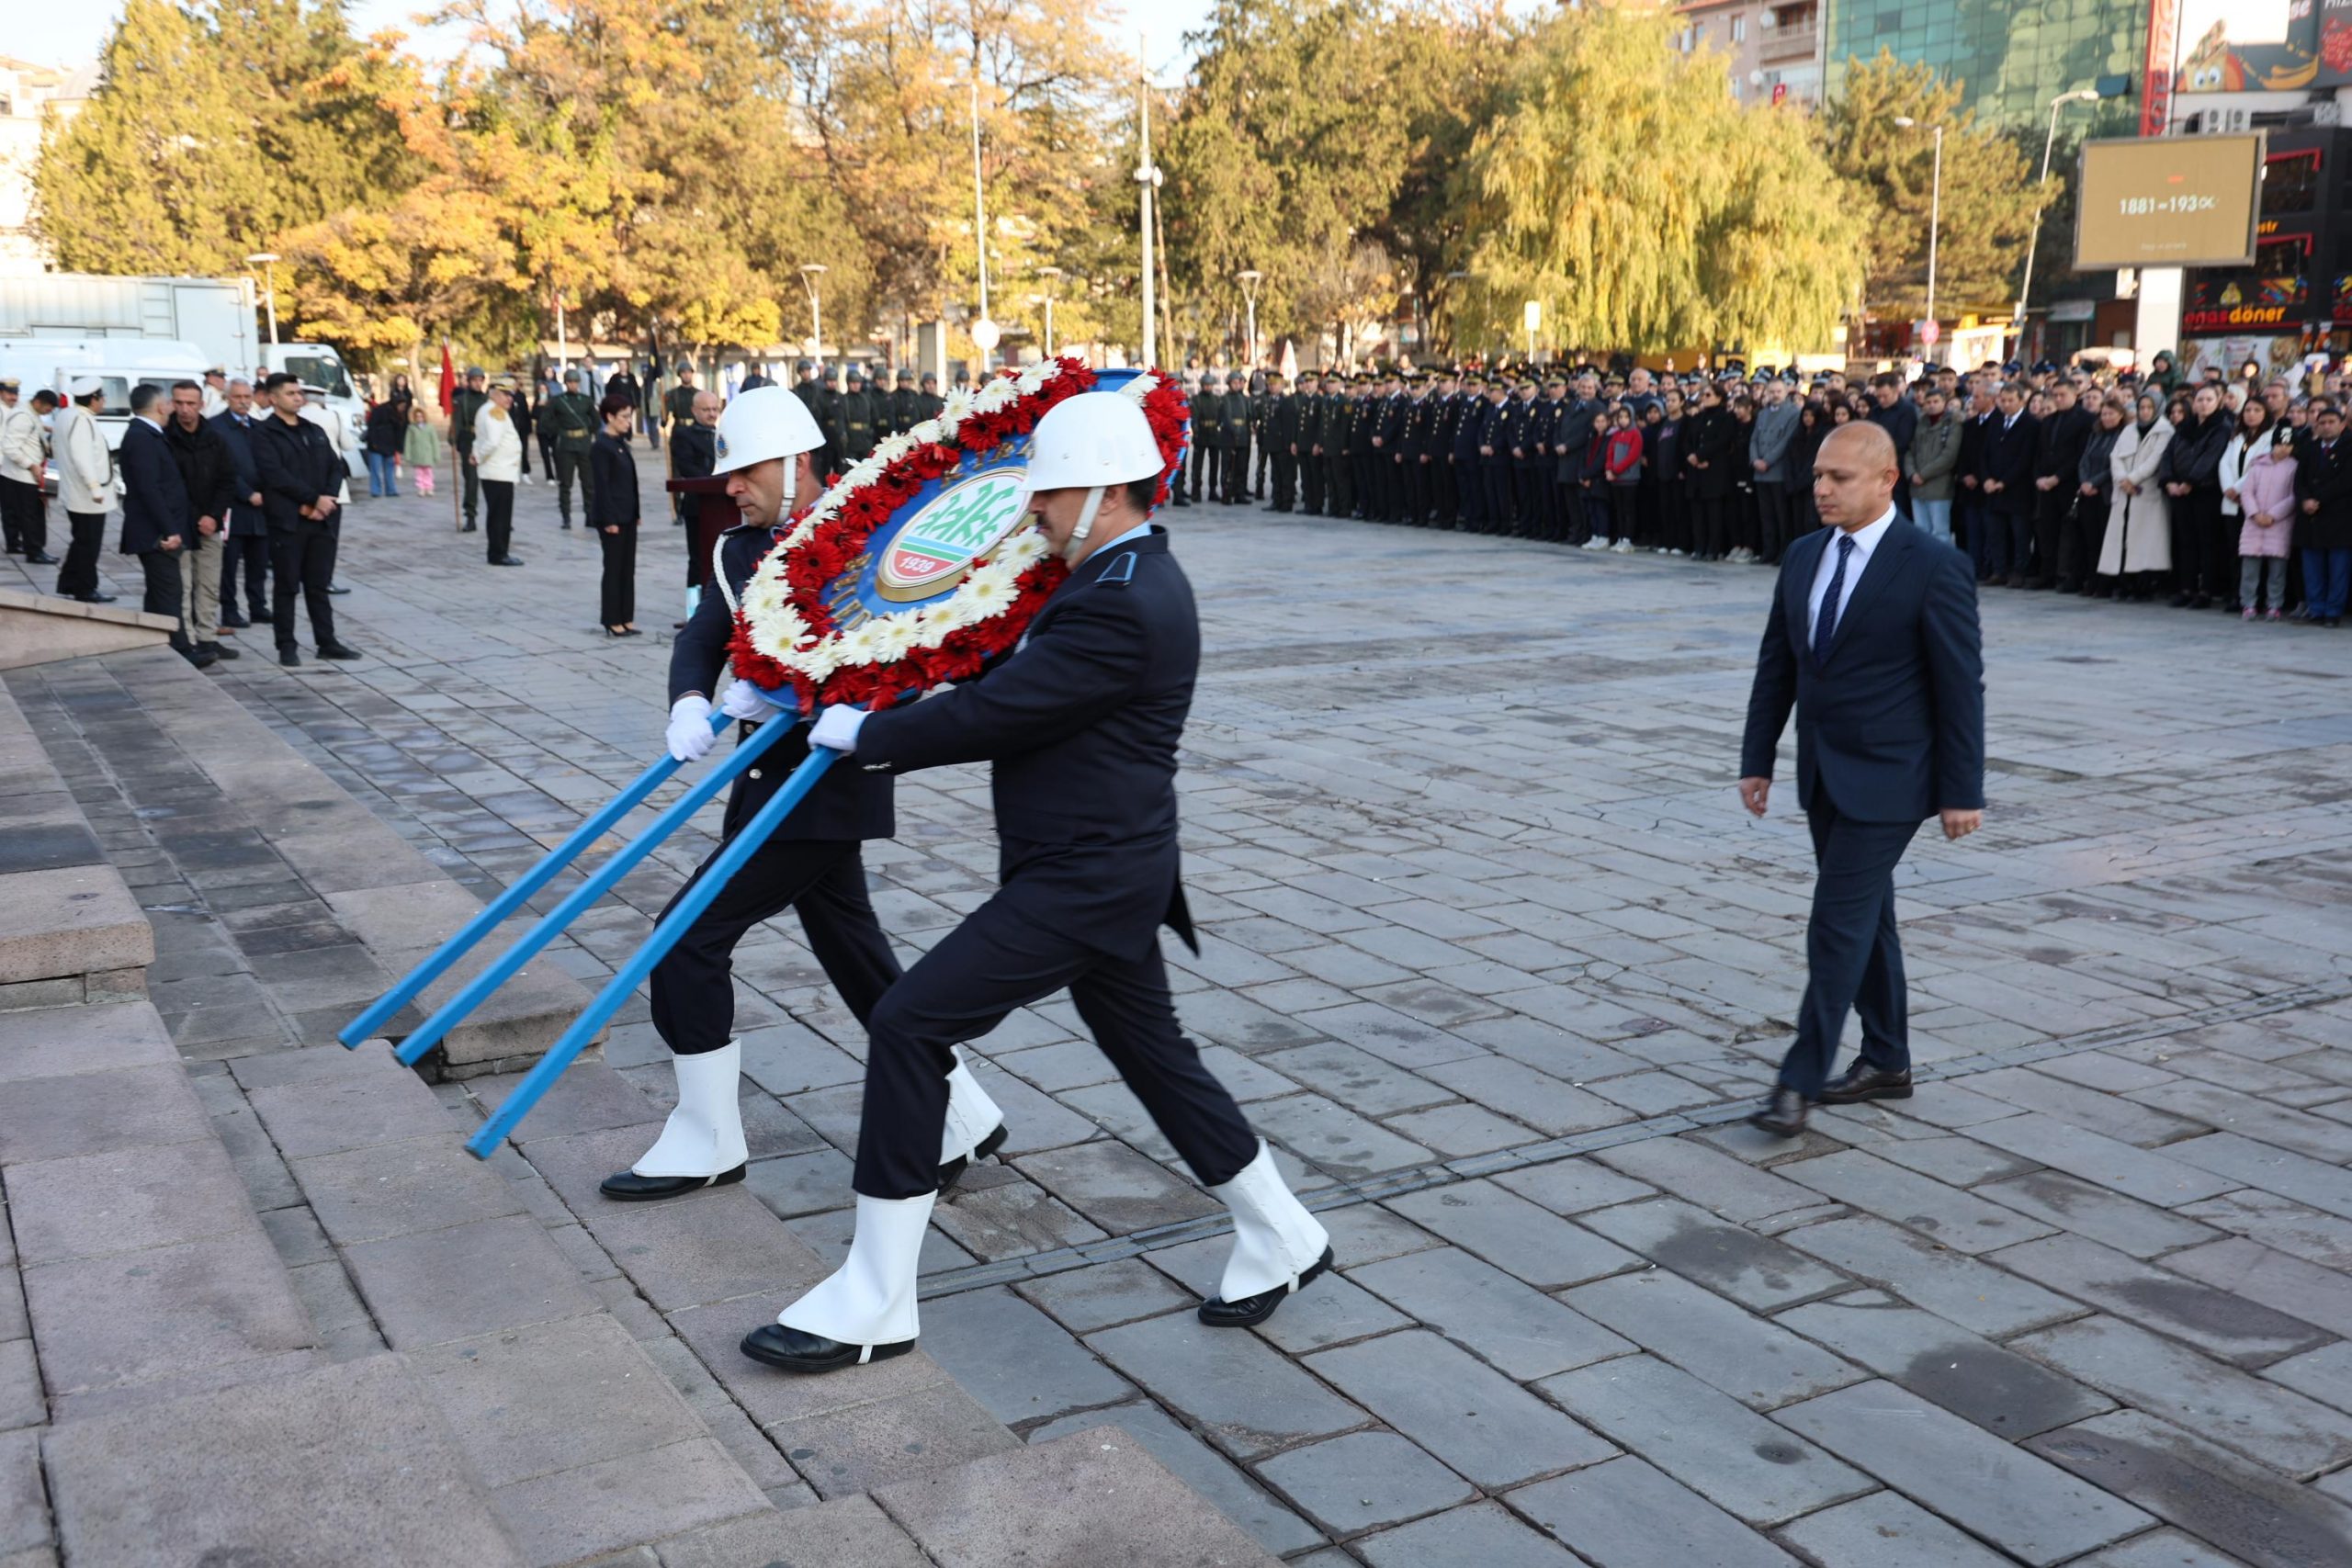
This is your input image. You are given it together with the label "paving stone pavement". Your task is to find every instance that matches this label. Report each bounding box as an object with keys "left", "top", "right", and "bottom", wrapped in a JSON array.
[{"left": 8, "top": 446, "right": 2352, "bottom": 1566}]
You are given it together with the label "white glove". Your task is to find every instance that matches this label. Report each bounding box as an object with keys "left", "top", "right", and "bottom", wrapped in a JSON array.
[
  {"left": 665, "top": 695, "right": 715, "bottom": 762},
  {"left": 719, "top": 679, "right": 787, "bottom": 723},
  {"left": 809, "top": 705, "right": 866, "bottom": 755}
]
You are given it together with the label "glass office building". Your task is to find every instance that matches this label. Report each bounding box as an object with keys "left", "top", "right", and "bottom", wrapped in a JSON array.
[{"left": 1825, "top": 0, "right": 2147, "bottom": 131}]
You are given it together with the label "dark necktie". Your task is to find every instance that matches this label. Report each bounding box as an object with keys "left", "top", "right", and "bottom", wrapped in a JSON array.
[{"left": 1814, "top": 534, "right": 1856, "bottom": 665}]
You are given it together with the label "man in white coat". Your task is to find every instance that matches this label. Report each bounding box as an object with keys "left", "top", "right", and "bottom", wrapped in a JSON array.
[
  {"left": 53, "top": 379, "right": 116, "bottom": 603},
  {"left": 472, "top": 377, "right": 526, "bottom": 567}
]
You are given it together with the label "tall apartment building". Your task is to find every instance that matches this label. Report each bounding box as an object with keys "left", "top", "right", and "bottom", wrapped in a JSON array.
[{"left": 0, "top": 57, "right": 97, "bottom": 277}]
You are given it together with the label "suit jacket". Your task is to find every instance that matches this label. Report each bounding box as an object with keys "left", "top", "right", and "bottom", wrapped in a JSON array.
[
  {"left": 1975, "top": 412, "right": 2039, "bottom": 514},
  {"left": 116, "top": 419, "right": 190, "bottom": 556},
  {"left": 1740, "top": 516, "right": 1984, "bottom": 823},
  {"left": 854, "top": 529, "right": 1198, "bottom": 961},
  {"left": 209, "top": 410, "right": 267, "bottom": 536},
  {"left": 2292, "top": 434, "right": 2352, "bottom": 552},
  {"left": 669, "top": 525, "right": 891, "bottom": 842}
]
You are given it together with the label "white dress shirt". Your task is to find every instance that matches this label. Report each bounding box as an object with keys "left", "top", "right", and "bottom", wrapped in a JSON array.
[{"left": 1806, "top": 505, "right": 1897, "bottom": 645}]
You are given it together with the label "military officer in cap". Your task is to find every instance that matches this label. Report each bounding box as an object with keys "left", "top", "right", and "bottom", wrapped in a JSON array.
[
  {"left": 741, "top": 389, "right": 1331, "bottom": 1374},
  {"left": 1264, "top": 371, "right": 1299, "bottom": 513},
  {"left": 546, "top": 368, "right": 599, "bottom": 529},
  {"left": 1321, "top": 375, "right": 1357, "bottom": 520},
  {"left": 1250, "top": 373, "right": 1272, "bottom": 501},
  {"left": 1187, "top": 372, "right": 1223, "bottom": 505},
  {"left": 837, "top": 367, "right": 876, "bottom": 460},
  {"left": 914, "top": 373, "right": 944, "bottom": 425},
  {"left": 663, "top": 364, "right": 701, "bottom": 446},
  {"left": 888, "top": 369, "right": 922, "bottom": 440},
  {"left": 0, "top": 378, "right": 56, "bottom": 562},
  {"left": 1477, "top": 378, "right": 1516, "bottom": 535},
  {"left": 609, "top": 384, "right": 1007, "bottom": 1206},
  {"left": 452, "top": 367, "right": 490, "bottom": 531},
  {"left": 1219, "top": 371, "right": 1251, "bottom": 503}
]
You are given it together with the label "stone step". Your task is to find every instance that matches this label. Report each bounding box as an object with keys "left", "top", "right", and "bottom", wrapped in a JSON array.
[
  {"left": 6, "top": 649, "right": 598, "bottom": 1072},
  {"left": 0, "top": 584, "right": 173, "bottom": 672},
  {"left": 0, "top": 681, "right": 151, "bottom": 1010}
]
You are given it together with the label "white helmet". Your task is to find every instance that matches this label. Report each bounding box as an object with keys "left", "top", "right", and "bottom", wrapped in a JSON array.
[
  {"left": 712, "top": 385, "right": 824, "bottom": 476},
  {"left": 1024, "top": 392, "right": 1167, "bottom": 492}
]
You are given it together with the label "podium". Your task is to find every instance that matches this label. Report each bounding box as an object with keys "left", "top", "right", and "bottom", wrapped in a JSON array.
[{"left": 667, "top": 475, "right": 736, "bottom": 592}]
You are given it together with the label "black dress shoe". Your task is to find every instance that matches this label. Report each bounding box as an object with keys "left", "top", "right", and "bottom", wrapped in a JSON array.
[
  {"left": 279, "top": 647, "right": 301, "bottom": 667},
  {"left": 72, "top": 592, "right": 117, "bottom": 604},
  {"left": 492, "top": 556, "right": 526, "bottom": 567},
  {"left": 1816, "top": 1063, "right": 1914, "bottom": 1104},
  {"left": 936, "top": 1123, "right": 1008, "bottom": 1192},
  {"left": 220, "top": 611, "right": 250, "bottom": 628},
  {"left": 318, "top": 644, "right": 363, "bottom": 660},
  {"left": 24, "top": 551, "right": 57, "bottom": 565},
  {"left": 1747, "top": 1087, "right": 1808, "bottom": 1138},
  {"left": 600, "top": 1163, "right": 747, "bottom": 1201},
  {"left": 461, "top": 522, "right": 478, "bottom": 532},
  {"left": 185, "top": 646, "right": 220, "bottom": 669},
  {"left": 740, "top": 1323, "right": 915, "bottom": 1374},
  {"left": 327, "top": 584, "right": 352, "bottom": 595},
  {"left": 1198, "top": 1246, "right": 1335, "bottom": 1328},
  {"left": 199, "top": 641, "right": 241, "bottom": 660}
]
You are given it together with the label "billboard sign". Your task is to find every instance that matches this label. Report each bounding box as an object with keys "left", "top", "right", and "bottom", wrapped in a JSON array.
[{"left": 2074, "top": 134, "right": 2265, "bottom": 270}]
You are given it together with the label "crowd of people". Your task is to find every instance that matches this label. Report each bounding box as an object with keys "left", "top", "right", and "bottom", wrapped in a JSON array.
[{"left": 1180, "top": 355, "right": 2352, "bottom": 626}]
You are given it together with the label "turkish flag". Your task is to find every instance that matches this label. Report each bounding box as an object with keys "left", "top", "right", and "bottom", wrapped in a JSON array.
[{"left": 438, "top": 341, "right": 456, "bottom": 418}]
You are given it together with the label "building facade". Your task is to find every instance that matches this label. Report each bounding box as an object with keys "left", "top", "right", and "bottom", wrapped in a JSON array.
[
  {"left": 0, "top": 57, "right": 96, "bottom": 278},
  {"left": 1824, "top": 0, "right": 2147, "bottom": 132},
  {"left": 1676, "top": 0, "right": 1826, "bottom": 107}
]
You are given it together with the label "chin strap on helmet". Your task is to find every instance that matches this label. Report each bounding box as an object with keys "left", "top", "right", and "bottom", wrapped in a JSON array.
[{"left": 1059, "top": 486, "right": 1106, "bottom": 563}]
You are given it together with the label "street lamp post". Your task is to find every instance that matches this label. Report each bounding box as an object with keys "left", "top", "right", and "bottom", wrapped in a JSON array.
[
  {"left": 1136, "top": 58, "right": 1163, "bottom": 367},
  {"left": 1037, "top": 265, "right": 1062, "bottom": 357},
  {"left": 1894, "top": 118, "right": 1944, "bottom": 354},
  {"left": 969, "top": 75, "right": 996, "bottom": 374},
  {"left": 1236, "top": 268, "right": 1261, "bottom": 368},
  {"left": 2014, "top": 87, "right": 2103, "bottom": 363},
  {"left": 799, "top": 264, "right": 827, "bottom": 369},
  {"left": 244, "top": 252, "right": 279, "bottom": 346}
]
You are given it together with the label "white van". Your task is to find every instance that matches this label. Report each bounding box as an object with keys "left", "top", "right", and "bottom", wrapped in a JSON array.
[{"left": 0, "top": 336, "right": 211, "bottom": 451}]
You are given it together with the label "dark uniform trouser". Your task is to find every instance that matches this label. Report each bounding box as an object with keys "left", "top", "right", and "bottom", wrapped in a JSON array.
[
  {"left": 1272, "top": 453, "right": 1296, "bottom": 512},
  {"left": 649, "top": 815, "right": 900, "bottom": 1059},
  {"left": 1254, "top": 435, "right": 1270, "bottom": 497},
  {"left": 1329, "top": 452, "right": 1353, "bottom": 520},
  {"left": 0, "top": 476, "right": 43, "bottom": 555},
  {"left": 483, "top": 480, "right": 515, "bottom": 561},
  {"left": 1301, "top": 450, "right": 1324, "bottom": 514},
  {"left": 1482, "top": 462, "right": 1514, "bottom": 533},
  {"left": 460, "top": 453, "right": 480, "bottom": 524},
  {"left": 1189, "top": 440, "right": 1213, "bottom": 502},
  {"left": 1223, "top": 441, "right": 1250, "bottom": 503},
  {"left": 270, "top": 529, "right": 338, "bottom": 649},
  {"left": 853, "top": 891, "right": 1258, "bottom": 1200},
  {"left": 1776, "top": 792, "right": 1920, "bottom": 1100},
  {"left": 555, "top": 444, "right": 594, "bottom": 519},
  {"left": 58, "top": 512, "right": 106, "bottom": 597}
]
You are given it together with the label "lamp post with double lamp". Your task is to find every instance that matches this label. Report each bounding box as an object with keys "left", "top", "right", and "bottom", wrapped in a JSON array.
[
  {"left": 1036, "top": 265, "right": 1062, "bottom": 357},
  {"left": 1236, "top": 268, "right": 1261, "bottom": 368},
  {"left": 2014, "top": 87, "right": 2104, "bottom": 362},
  {"left": 1893, "top": 117, "right": 1944, "bottom": 353},
  {"left": 245, "top": 252, "right": 279, "bottom": 346}
]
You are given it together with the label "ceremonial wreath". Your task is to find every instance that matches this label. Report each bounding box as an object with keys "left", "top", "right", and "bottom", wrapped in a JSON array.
[{"left": 725, "top": 357, "right": 1189, "bottom": 711}]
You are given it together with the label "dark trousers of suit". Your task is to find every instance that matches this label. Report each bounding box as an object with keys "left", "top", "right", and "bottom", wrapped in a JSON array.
[
  {"left": 137, "top": 550, "right": 194, "bottom": 653},
  {"left": 0, "top": 477, "right": 45, "bottom": 556},
  {"left": 1328, "top": 455, "right": 1353, "bottom": 520},
  {"left": 1756, "top": 482, "right": 1792, "bottom": 562},
  {"left": 2171, "top": 489, "right": 2227, "bottom": 600},
  {"left": 2032, "top": 487, "right": 2072, "bottom": 581},
  {"left": 853, "top": 892, "right": 1257, "bottom": 1200},
  {"left": 58, "top": 511, "right": 106, "bottom": 597},
  {"left": 270, "top": 530, "right": 339, "bottom": 649},
  {"left": 220, "top": 535, "right": 270, "bottom": 621},
  {"left": 460, "top": 454, "right": 480, "bottom": 524},
  {"left": 482, "top": 479, "right": 514, "bottom": 561},
  {"left": 650, "top": 834, "right": 900, "bottom": 1058},
  {"left": 1301, "top": 453, "right": 1325, "bottom": 514},
  {"left": 1778, "top": 791, "right": 1921, "bottom": 1100},
  {"left": 1482, "top": 463, "right": 1514, "bottom": 534},
  {"left": 1694, "top": 496, "right": 1732, "bottom": 559},
  {"left": 597, "top": 523, "right": 636, "bottom": 626},
  {"left": 1272, "top": 453, "right": 1296, "bottom": 513},
  {"left": 1979, "top": 504, "right": 2030, "bottom": 579}
]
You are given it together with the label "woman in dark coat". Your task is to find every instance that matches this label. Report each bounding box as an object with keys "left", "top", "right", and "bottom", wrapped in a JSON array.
[
  {"left": 590, "top": 393, "right": 640, "bottom": 636},
  {"left": 362, "top": 396, "right": 408, "bottom": 497},
  {"left": 1788, "top": 402, "right": 1828, "bottom": 535}
]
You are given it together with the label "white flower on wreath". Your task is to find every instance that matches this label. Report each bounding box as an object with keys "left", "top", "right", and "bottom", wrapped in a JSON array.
[{"left": 939, "top": 388, "right": 976, "bottom": 424}]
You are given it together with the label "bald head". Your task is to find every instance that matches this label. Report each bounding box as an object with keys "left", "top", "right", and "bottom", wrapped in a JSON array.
[{"left": 1813, "top": 421, "right": 1899, "bottom": 530}]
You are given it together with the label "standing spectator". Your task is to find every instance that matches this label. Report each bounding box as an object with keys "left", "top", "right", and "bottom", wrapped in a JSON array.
[
  {"left": 53, "top": 379, "right": 115, "bottom": 603},
  {"left": 607, "top": 361, "right": 642, "bottom": 433},
  {"left": 1905, "top": 388, "right": 1960, "bottom": 546},
  {"left": 669, "top": 389, "right": 719, "bottom": 547},
  {"left": 253, "top": 371, "right": 359, "bottom": 665},
  {"left": 1866, "top": 372, "right": 1917, "bottom": 513},
  {"left": 2099, "top": 392, "right": 2174, "bottom": 601},
  {"left": 1749, "top": 378, "right": 1800, "bottom": 564},
  {"left": 1602, "top": 403, "right": 1642, "bottom": 549},
  {"left": 2231, "top": 404, "right": 2294, "bottom": 621},
  {"left": 2294, "top": 402, "right": 2352, "bottom": 627},
  {"left": 1556, "top": 371, "right": 1602, "bottom": 547},
  {"left": 452, "top": 367, "right": 489, "bottom": 532},
  {"left": 2161, "top": 384, "right": 2232, "bottom": 609},
  {"left": 209, "top": 379, "right": 270, "bottom": 629},
  {"left": 363, "top": 392, "right": 406, "bottom": 497},
  {"left": 2030, "top": 380, "right": 2093, "bottom": 588},
  {"left": 2071, "top": 400, "right": 2124, "bottom": 595},
  {"left": 117, "top": 384, "right": 211, "bottom": 668},
  {"left": 403, "top": 401, "right": 441, "bottom": 498},
  {"left": 1685, "top": 382, "right": 1738, "bottom": 560},
  {"left": 1973, "top": 383, "right": 2039, "bottom": 587},
  {"left": 199, "top": 367, "right": 230, "bottom": 419},
  {"left": 473, "top": 376, "right": 525, "bottom": 567},
  {"left": 510, "top": 378, "right": 537, "bottom": 484},
  {"left": 165, "top": 380, "right": 236, "bottom": 662},
  {"left": 0, "top": 378, "right": 56, "bottom": 563},
  {"left": 590, "top": 393, "right": 640, "bottom": 637},
  {"left": 535, "top": 371, "right": 561, "bottom": 479},
  {"left": 1653, "top": 389, "right": 1689, "bottom": 553}
]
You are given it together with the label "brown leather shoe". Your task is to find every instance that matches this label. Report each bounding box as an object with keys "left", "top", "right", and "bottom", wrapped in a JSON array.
[
  {"left": 1817, "top": 1063, "right": 1914, "bottom": 1104},
  {"left": 1747, "top": 1087, "right": 1807, "bottom": 1138}
]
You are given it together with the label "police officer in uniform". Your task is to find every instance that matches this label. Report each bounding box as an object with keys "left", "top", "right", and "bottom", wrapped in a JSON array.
[
  {"left": 1219, "top": 371, "right": 1251, "bottom": 503},
  {"left": 1429, "top": 372, "right": 1462, "bottom": 530},
  {"left": 607, "top": 386, "right": 1006, "bottom": 1205},
  {"left": 451, "top": 367, "right": 489, "bottom": 532},
  {"left": 837, "top": 367, "right": 877, "bottom": 461},
  {"left": 1264, "top": 372, "right": 1299, "bottom": 513},
  {"left": 546, "top": 367, "right": 599, "bottom": 529},
  {"left": 741, "top": 390, "right": 1331, "bottom": 1374},
  {"left": 1250, "top": 373, "right": 1273, "bottom": 501},
  {"left": 1322, "top": 375, "right": 1357, "bottom": 520},
  {"left": 1478, "top": 378, "right": 1517, "bottom": 535}
]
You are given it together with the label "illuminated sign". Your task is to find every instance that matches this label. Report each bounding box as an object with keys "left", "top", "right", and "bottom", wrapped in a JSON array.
[{"left": 2074, "top": 134, "right": 2265, "bottom": 270}]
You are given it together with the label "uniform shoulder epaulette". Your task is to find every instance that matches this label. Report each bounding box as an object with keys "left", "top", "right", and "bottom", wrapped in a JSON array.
[{"left": 1099, "top": 550, "right": 1139, "bottom": 586}]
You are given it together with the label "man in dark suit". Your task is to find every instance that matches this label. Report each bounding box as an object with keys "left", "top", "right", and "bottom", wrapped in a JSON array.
[
  {"left": 1973, "top": 381, "right": 2039, "bottom": 587},
  {"left": 116, "top": 384, "right": 213, "bottom": 668},
  {"left": 254, "top": 371, "right": 361, "bottom": 667},
  {"left": 745, "top": 390, "right": 1331, "bottom": 1375},
  {"left": 1739, "top": 421, "right": 1985, "bottom": 1138},
  {"left": 209, "top": 380, "right": 271, "bottom": 629},
  {"left": 605, "top": 385, "right": 1003, "bottom": 1206}
]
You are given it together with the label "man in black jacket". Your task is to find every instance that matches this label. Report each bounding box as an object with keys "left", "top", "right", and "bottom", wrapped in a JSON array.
[
  {"left": 2030, "top": 380, "right": 2094, "bottom": 590},
  {"left": 1554, "top": 372, "right": 1603, "bottom": 547},
  {"left": 746, "top": 389, "right": 1331, "bottom": 1375},
  {"left": 1264, "top": 371, "right": 1299, "bottom": 513},
  {"left": 606, "top": 385, "right": 1004, "bottom": 1208},
  {"left": 253, "top": 372, "right": 360, "bottom": 667},
  {"left": 165, "top": 381, "right": 238, "bottom": 662},
  {"left": 1740, "top": 422, "right": 1985, "bottom": 1138},
  {"left": 1685, "top": 382, "right": 1740, "bottom": 560},
  {"left": 1973, "top": 382, "right": 2040, "bottom": 587},
  {"left": 209, "top": 380, "right": 271, "bottom": 629},
  {"left": 118, "top": 384, "right": 211, "bottom": 667}
]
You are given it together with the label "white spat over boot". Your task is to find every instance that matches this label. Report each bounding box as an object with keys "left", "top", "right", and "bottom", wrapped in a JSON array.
[
  {"left": 742, "top": 1190, "right": 934, "bottom": 1373},
  {"left": 599, "top": 1041, "right": 750, "bottom": 1201},
  {"left": 1198, "top": 1140, "right": 1333, "bottom": 1327},
  {"left": 937, "top": 1048, "right": 1009, "bottom": 1190}
]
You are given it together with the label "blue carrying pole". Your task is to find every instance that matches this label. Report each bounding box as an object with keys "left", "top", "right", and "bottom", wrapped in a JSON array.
[
  {"left": 381, "top": 713, "right": 803, "bottom": 1068},
  {"left": 338, "top": 713, "right": 732, "bottom": 1049},
  {"left": 465, "top": 738, "right": 844, "bottom": 1158}
]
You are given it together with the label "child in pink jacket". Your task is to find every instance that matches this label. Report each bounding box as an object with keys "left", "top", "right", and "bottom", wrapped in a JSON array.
[{"left": 2235, "top": 424, "right": 2296, "bottom": 620}]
